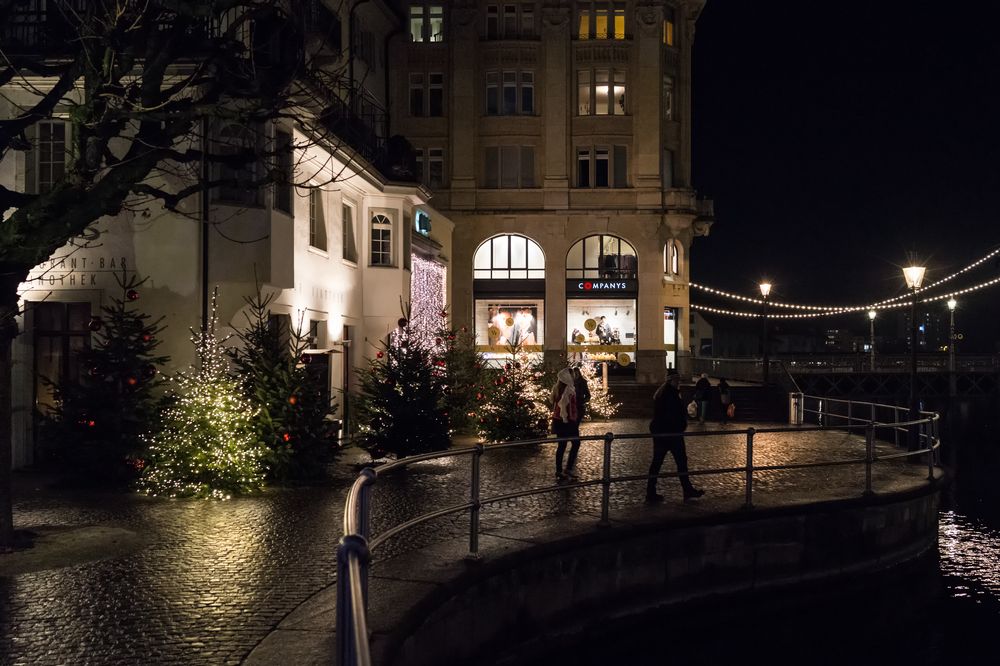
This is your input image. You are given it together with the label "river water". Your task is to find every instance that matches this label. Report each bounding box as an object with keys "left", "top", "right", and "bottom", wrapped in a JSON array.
[{"left": 527, "top": 398, "right": 1000, "bottom": 666}]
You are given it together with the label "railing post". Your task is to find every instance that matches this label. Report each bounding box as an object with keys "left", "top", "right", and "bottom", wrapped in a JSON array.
[
  {"left": 336, "top": 533, "right": 371, "bottom": 666},
  {"left": 469, "top": 444, "right": 483, "bottom": 558},
  {"left": 744, "top": 427, "right": 755, "bottom": 510},
  {"left": 893, "top": 407, "right": 900, "bottom": 448},
  {"left": 847, "top": 400, "right": 853, "bottom": 426},
  {"left": 600, "top": 432, "right": 614, "bottom": 526},
  {"left": 925, "top": 420, "right": 935, "bottom": 481},
  {"left": 357, "top": 467, "right": 376, "bottom": 609},
  {"left": 864, "top": 421, "right": 875, "bottom": 497}
]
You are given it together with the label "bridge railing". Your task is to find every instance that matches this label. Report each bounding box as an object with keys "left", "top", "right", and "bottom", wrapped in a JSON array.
[
  {"left": 336, "top": 398, "right": 940, "bottom": 665},
  {"left": 692, "top": 354, "right": 1000, "bottom": 381}
]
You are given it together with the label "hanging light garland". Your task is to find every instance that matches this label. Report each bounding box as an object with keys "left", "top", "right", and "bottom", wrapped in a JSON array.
[{"left": 691, "top": 245, "right": 1000, "bottom": 317}]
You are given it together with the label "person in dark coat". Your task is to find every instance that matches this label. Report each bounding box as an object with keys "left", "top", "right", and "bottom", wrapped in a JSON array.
[
  {"left": 693, "top": 373, "right": 711, "bottom": 424},
  {"left": 552, "top": 367, "right": 580, "bottom": 481},
  {"left": 647, "top": 370, "right": 704, "bottom": 502}
]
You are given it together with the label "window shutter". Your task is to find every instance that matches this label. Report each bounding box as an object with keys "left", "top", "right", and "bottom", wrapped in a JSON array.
[
  {"left": 24, "top": 123, "right": 37, "bottom": 195},
  {"left": 613, "top": 145, "right": 627, "bottom": 187}
]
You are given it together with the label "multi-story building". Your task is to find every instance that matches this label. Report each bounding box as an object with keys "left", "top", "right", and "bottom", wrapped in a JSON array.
[
  {"left": 390, "top": 0, "right": 712, "bottom": 381},
  {"left": 2, "top": 1, "right": 453, "bottom": 467}
]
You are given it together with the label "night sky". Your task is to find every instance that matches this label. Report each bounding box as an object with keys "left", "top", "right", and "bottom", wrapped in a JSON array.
[{"left": 690, "top": 1, "right": 1000, "bottom": 346}]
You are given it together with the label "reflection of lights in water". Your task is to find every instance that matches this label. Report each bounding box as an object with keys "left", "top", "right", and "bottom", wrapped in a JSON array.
[{"left": 939, "top": 510, "right": 1000, "bottom": 600}]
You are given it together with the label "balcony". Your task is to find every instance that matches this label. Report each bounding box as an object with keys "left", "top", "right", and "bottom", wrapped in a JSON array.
[
  {"left": 0, "top": 3, "right": 84, "bottom": 55},
  {"left": 304, "top": 0, "right": 342, "bottom": 56}
]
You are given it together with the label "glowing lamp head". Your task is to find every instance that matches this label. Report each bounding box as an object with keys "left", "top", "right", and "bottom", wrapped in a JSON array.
[
  {"left": 868, "top": 309, "right": 877, "bottom": 321},
  {"left": 759, "top": 282, "right": 772, "bottom": 298},
  {"left": 947, "top": 298, "right": 957, "bottom": 311},
  {"left": 902, "top": 265, "right": 926, "bottom": 290}
]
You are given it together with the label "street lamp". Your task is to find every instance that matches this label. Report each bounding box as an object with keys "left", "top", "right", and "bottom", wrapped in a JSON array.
[
  {"left": 867, "top": 309, "right": 877, "bottom": 372},
  {"left": 759, "top": 281, "right": 772, "bottom": 385},
  {"left": 947, "top": 298, "right": 957, "bottom": 397},
  {"left": 902, "top": 265, "right": 926, "bottom": 450}
]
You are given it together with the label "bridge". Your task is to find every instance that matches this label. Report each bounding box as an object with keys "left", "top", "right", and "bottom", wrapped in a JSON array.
[{"left": 246, "top": 397, "right": 943, "bottom": 666}]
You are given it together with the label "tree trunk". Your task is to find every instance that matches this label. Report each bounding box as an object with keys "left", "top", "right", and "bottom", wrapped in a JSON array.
[{"left": 0, "top": 295, "right": 18, "bottom": 550}]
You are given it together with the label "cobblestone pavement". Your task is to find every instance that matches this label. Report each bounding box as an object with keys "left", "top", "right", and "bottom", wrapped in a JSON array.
[{"left": 0, "top": 419, "right": 922, "bottom": 665}]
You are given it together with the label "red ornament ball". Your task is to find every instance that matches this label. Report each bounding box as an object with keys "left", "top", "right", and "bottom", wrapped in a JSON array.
[
  {"left": 288, "top": 395, "right": 297, "bottom": 405},
  {"left": 88, "top": 317, "right": 103, "bottom": 332},
  {"left": 126, "top": 289, "right": 139, "bottom": 301},
  {"left": 448, "top": 335, "right": 455, "bottom": 341},
  {"left": 282, "top": 433, "right": 291, "bottom": 442},
  {"left": 126, "top": 377, "right": 138, "bottom": 386},
  {"left": 397, "top": 317, "right": 408, "bottom": 328},
  {"left": 87, "top": 420, "right": 96, "bottom": 428},
  {"left": 435, "top": 337, "right": 442, "bottom": 345},
  {"left": 376, "top": 351, "right": 384, "bottom": 359},
  {"left": 142, "top": 334, "right": 152, "bottom": 342},
  {"left": 476, "top": 392, "right": 484, "bottom": 400},
  {"left": 516, "top": 400, "right": 522, "bottom": 406}
]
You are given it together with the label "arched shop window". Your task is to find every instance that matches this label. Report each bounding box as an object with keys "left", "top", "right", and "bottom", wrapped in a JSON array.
[
  {"left": 566, "top": 234, "right": 637, "bottom": 280},
  {"left": 473, "top": 234, "right": 545, "bottom": 279},
  {"left": 565, "top": 234, "right": 638, "bottom": 375},
  {"left": 473, "top": 234, "right": 545, "bottom": 354}
]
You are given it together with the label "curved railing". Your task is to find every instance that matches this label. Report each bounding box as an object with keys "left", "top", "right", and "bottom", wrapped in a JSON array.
[{"left": 335, "top": 396, "right": 941, "bottom": 665}]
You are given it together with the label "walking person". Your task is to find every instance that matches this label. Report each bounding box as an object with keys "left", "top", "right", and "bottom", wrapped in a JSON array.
[
  {"left": 564, "top": 366, "right": 591, "bottom": 479},
  {"left": 694, "top": 373, "right": 711, "bottom": 424},
  {"left": 647, "top": 370, "right": 704, "bottom": 502},
  {"left": 718, "top": 377, "right": 732, "bottom": 424},
  {"left": 551, "top": 367, "right": 580, "bottom": 482}
]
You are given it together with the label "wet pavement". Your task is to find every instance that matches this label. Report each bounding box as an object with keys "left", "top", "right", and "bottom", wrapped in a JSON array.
[{"left": 0, "top": 419, "right": 922, "bottom": 665}]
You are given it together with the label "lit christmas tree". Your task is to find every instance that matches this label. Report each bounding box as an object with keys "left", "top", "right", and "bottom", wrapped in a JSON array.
[
  {"left": 138, "top": 291, "right": 266, "bottom": 499},
  {"left": 435, "top": 321, "right": 485, "bottom": 434},
  {"left": 476, "top": 343, "right": 550, "bottom": 443},
  {"left": 577, "top": 362, "right": 620, "bottom": 420},
  {"left": 41, "top": 272, "right": 168, "bottom": 485},
  {"left": 230, "top": 286, "right": 338, "bottom": 481},
  {"left": 356, "top": 314, "right": 450, "bottom": 458}
]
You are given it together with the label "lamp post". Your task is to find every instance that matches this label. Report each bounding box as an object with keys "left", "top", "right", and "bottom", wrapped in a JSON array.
[
  {"left": 867, "top": 309, "right": 877, "bottom": 372},
  {"left": 948, "top": 298, "right": 957, "bottom": 397},
  {"left": 759, "top": 281, "right": 772, "bottom": 385},
  {"left": 902, "top": 265, "right": 926, "bottom": 450}
]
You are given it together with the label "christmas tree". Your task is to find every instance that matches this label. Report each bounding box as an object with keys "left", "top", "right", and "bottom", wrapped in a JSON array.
[
  {"left": 138, "top": 291, "right": 266, "bottom": 499},
  {"left": 435, "top": 322, "right": 485, "bottom": 434},
  {"left": 230, "top": 286, "right": 339, "bottom": 481},
  {"left": 476, "top": 343, "right": 550, "bottom": 443},
  {"left": 41, "top": 272, "right": 169, "bottom": 485},
  {"left": 356, "top": 314, "right": 450, "bottom": 459},
  {"left": 577, "top": 362, "right": 620, "bottom": 420}
]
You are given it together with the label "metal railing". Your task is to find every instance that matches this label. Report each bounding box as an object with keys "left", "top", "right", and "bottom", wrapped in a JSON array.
[{"left": 336, "top": 397, "right": 940, "bottom": 664}]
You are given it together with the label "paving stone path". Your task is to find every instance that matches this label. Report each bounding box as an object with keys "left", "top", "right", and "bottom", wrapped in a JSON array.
[{"left": 0, "top": 419, "right": 923, "bottom": 665}]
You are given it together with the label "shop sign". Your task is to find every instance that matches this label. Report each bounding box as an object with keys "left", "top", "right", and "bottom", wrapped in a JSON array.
[
  {"left": 415, "top": 211, "right": 432, "bottom": 236},
  {"left": 566, "top": 279, "right": 637, "bottom": 293}
]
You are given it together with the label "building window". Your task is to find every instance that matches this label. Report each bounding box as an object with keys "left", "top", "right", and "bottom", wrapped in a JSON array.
[
  {"left": 663, "top": 7, "right": 675, "bottom": 45},
  {"left": 577, "top": 1, "right": 626, "bottom": 40},
  {"left": 36, "top": 120, "right": 66, "bottom": 194},
  {"left": 429, "top": 72, "right": 444, "bottom": 116},
  {"left": 663, "top": 75, "right": 674, "bottom": 120},
  {"left": 669, "top": 239, "right": 681, "bottom": 275},
  {"left": 371, "top": 214, "right": 393, "bottom": 266},
  {"left": 274, "top": 129, "right": 293, "bottom": 214},
  {"left": 410, "top": 72, "right": 444, "bottom": 117},
  {"left": 487, "top": 69, "right": 535, "bottom": 115},
  {"left": 428, "top": 148, "right": 444, "bottom": 188},
  {"left": 214, "top": 123, "right": 261, "bottom": 205},
  {"left": 577, "top": 68, "right": 625, "bottom": 115},
  {"left": 32, "top": 301, "right": 92, "bottom": 416},
  {"left": 576, "top": 145, "right": 628, "bottom": 188},
  {"left": 484, "top": 146, "right": 534, "bottom": 189},
  {"left": 473, "top": 234, "right": 545, "bottom": 279},
  {"left": 403, "top": 214, "right": 412, "bottom": 270},
  {"left": 342, "top": 203, "right": 358, "bottom": 262},
  {"left": 485, "top": 3, "right": 535, "bottom": 39},
  {"left": 409, "top": 73, "right": 424, "bottom": 116},
  {"left": 566, "top": 234, "right": 638, "bottom": 280},
  {"left": 410, "top": 4, "right": 444, "bottom": 42},
  {"left": 309, "top": 189, "right": 327, "bottom": 250}
]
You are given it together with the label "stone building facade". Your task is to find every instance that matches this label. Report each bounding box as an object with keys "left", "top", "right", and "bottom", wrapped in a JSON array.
[{"left": 389, "top": 0, "right": 712, "bottom": 382}]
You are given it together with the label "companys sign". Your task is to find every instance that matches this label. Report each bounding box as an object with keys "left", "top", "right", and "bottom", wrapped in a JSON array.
[{"left": 566, "top": 279, "right": 637, "bottom": 294}]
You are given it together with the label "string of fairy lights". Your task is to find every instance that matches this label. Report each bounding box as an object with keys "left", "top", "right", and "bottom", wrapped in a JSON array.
[{"left": 691, "top": 246, "right": 1000, "bottom": 319}]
